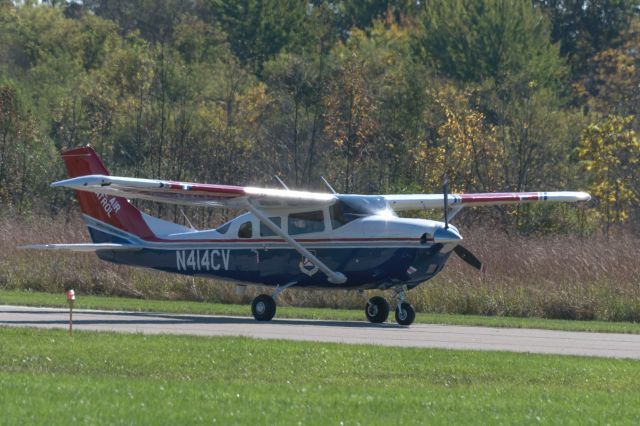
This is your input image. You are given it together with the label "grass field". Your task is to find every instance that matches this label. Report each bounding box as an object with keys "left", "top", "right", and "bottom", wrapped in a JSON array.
[
  {"left": 1, "top": 326, "right": 639, "bottom": 424},
  {"left": 3, "top": 288, "right": 640, "bottom": 335}
]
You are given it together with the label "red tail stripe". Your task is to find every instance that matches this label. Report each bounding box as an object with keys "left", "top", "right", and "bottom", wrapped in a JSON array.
[{"left": 165, "top": 182, "right": 245, "bottom": 196}]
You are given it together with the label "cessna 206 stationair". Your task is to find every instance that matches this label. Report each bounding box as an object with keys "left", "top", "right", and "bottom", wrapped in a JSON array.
[{"left": 25, "top": 146, "right": 590, "bottom": 325}]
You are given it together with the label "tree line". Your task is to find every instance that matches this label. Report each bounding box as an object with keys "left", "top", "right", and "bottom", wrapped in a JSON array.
[{"left": 0, "top": 0, "right": 638, "bottom": 234}]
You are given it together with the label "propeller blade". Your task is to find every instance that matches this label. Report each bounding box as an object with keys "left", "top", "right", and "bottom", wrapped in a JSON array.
[{"left": 453, "top": 245, "right": 486, "bottom": 272}]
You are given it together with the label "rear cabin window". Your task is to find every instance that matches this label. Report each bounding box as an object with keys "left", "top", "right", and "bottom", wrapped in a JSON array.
[
  {"left": 238, "top": 221, "right": 253, "bottom": 238},
  {"left": 260, "top": 217, "right": 281, "bottom": 237},
  {"left": 216, "top": 221, "right": 232, "bottom": 234},
  {"left": 288, "top": 210, "right": 325, "bottom": 235}
]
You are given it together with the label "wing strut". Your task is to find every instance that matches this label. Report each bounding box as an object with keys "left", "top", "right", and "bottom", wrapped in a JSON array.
[{"left": 242, "top": 200, "right": 347, "bottom": 284}]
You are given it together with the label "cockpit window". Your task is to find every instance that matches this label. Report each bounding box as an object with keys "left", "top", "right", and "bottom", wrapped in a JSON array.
[
  {"left": 331, "top": 195, "right": 395, "bottom": 229},
  {"left": 338, "top": 195, "right": 392, "bottom": 214},
  {"left": 260, "top": 217, "right": 281, "bottom": 237},
  {"left": 330, "top": 202, "right": 358, "bottom": 229},
  {"left": 288, "top": 210, "right": 325, "bottom": 235},
  {"left": 238, "top": 221, "right": 253, "bottom": 238}
]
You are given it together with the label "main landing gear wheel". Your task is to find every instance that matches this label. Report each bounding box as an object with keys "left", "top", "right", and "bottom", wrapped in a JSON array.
[
  {"left": 395, "top": 302, "right": 415, "bottom": 326},
  {"left": 252, "top": 294, "right": 276, "bottom": 321},
  {"left": 365, "top": 296, "right": 390, "bottom": 323}
]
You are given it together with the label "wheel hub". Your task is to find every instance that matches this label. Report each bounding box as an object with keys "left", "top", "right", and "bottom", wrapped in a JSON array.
[
  {"left": 367, "top": 304, "right": 379, "bottom": 316},
  {"left": 397, "top": 307, "right": 407, "bottom": 321}
]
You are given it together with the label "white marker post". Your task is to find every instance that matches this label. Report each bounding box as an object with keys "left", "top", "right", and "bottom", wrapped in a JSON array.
[{"left": 66, "top": 289, "right": 75, "bottom": 336}]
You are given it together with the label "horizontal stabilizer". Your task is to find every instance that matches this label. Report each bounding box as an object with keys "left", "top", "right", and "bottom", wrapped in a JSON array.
[{"left": 20, "top": 243, "right": 143, "bottom": 252}]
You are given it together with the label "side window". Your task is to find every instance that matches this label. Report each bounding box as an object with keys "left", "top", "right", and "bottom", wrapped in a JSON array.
[
  {"left": 216, "top": 221, "right": 232, "bottom": 234},
  {"left": 260, "top": 217, "right": 281, "bottom": 237},
  {"left": 288, "top": 210, "right": 325, "bottom": 235},
  {"left": 238, "top": 221, "right": 253, "bottom": 238}
]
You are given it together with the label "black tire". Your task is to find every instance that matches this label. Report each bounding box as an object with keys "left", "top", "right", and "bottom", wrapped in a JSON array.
[
  {"left": 395, "top": 302, "right": 415, "bottom": 326},
  {"left": 365, "top": 296, "right": 390, "bottom": 323},
  {"left": 252, "top": 294, "right": 276, "bottom": 321}
]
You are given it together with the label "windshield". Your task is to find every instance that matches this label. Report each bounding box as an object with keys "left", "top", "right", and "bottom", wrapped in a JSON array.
[
  {"left": 331, "top": 195, "right": 395, "bottom": 229},
  {"left": 337, "top": 195, "right": 393, "bottom": 215}
]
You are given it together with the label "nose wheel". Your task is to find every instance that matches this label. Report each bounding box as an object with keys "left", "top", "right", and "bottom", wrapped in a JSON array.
[
  {"left": 395, "top": 302, "right": 415, "bottom": 325},
  {"left": 393, "top": 287, "right": 415, "bottom": 326}
]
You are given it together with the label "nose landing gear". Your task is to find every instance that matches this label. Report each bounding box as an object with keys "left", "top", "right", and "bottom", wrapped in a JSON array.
[
  {"left": 364, "top": 287, "right": 416, "bottom": 326},
  {"left": 394, "top": 302, "right": 416, "bottom": 326},
  {"left": 393, "top": 286, "right": 416, "bottom": 326}
]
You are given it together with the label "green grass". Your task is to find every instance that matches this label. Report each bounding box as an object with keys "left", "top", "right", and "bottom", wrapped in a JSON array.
[
  {"left": 2, "top": 288, "right": 640, "bottom": 334},
  {"left": 1, "top": 326, "right": 639, "bottom": 425}
]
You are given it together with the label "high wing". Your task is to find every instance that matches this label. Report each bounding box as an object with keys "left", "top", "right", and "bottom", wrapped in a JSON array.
[
  {"left": 51, "top": 175, "right": 335, "bottom": 210},
  {"left": 383, "top": 191, "right": 590, "bottom": 211},
  {"left": 53, "top": 175, "right": 590, "bottom": 212}
]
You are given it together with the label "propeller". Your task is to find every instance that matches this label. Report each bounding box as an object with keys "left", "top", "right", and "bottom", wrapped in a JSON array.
[
  {"left": 453, "top": 245, "right": 486, "bottom": 273},
  {"left": 440, "top": 175, "right": 485, "bottom": 272}
]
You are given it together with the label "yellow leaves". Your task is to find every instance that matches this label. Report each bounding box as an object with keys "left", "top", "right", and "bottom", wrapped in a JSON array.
[
  {"left": 578, "top": 114, "right": 640, "bottom": 225},
  {"left": 412, "top": 86, "right": 504, "bottom": 192},
  {"left": 238, "top": 82, "right": 269, "bottom": 126}
]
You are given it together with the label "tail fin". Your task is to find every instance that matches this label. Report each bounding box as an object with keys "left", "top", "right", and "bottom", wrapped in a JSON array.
[{"left": 61, "top": 146, "right": 156, "bottom": 241}]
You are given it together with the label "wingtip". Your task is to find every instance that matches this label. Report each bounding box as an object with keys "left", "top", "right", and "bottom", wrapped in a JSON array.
[{"left": 576, "top": 191, "right": 591, "bottom": 202}]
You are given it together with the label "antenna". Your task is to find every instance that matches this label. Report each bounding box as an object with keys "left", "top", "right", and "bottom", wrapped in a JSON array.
[
  {"left": 274, "top": 175, "right": 290, "bottom": 190},
  {"left": 320, "top": 176, "right": 337, "bottom": 194}
]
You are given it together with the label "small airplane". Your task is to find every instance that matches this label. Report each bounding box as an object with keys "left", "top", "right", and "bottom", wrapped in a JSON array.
[{"left": 25, "top": 146, "right": 590, "bottom": 325}]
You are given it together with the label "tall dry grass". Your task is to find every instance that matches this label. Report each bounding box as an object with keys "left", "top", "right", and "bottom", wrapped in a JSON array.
[{"left": 2, "top": 215, "right": 639, "bottom": 321}]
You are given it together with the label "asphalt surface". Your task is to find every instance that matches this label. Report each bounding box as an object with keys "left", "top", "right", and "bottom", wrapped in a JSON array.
[{"left": 2, "top": 305, "right": 640, "bottom": 359}]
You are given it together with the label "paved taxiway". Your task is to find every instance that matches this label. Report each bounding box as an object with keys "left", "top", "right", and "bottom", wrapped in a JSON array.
[{"left": 2, "top": 305, "right": 639, "bottom": 359}]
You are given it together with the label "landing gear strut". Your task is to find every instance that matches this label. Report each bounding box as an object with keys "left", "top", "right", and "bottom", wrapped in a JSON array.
[
  {"left": 394, "top": 287, "right": 415, "bottom": 326},
  {"left": 365, "top": 296, "right": 390, "bottom": 323}
]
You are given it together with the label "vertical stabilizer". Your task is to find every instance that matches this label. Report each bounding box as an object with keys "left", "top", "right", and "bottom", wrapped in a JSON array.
[{"left": 60, "top": 146, "right": 156, "bottom": 241}]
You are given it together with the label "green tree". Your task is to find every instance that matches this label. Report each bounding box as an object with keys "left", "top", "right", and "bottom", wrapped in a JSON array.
[
  {"left": 535, "top": 0, "right": 636, "bottom": 78},
  {"left": 198, "top": 0, "right": 308, "bottom": 74},
  {"left": 416, "top": 0, "right": 566, "bottom": 89},
  {"left": 0, "top": 83, "right": 57, "bottom": 211},
  {"left": 576, "top": 19, "right": 640, "bottom": 117}
]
